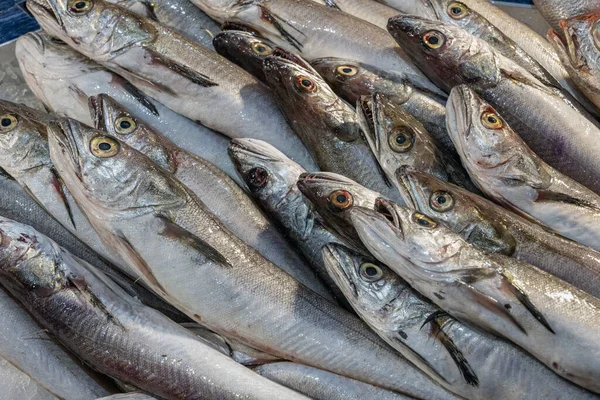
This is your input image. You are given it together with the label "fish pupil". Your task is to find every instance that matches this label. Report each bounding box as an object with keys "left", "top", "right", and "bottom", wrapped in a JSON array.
[
  {"left": 428, "top": 36, "right": 439, "bottom": 45},
  {"left": 451, "top": 7, "right": 461, "bottom": 14},
  {"left": 418, "top": 218, "right": 429, "bottom": 226},
  {"left": 75, "top": 1, "right": 86, "bottom": 8},
  {"left": 99, "top": 142, "right": 111, "bottom": 151},
  {"left": 343, "top": 68, "right": 352, "bottom": 73},
  {"left": 336, "top": 194, "right": 347, "bottom": 204},
  {"left": 488, "top": 116, "right": 497, "bottom": 124},
  {"left": 120, "top": 121, "right": 131, "bottom": 129},
  {"left": 302, "top": 79, "right": 312, "bottom": 87},
  {"left": 1, "top": 118, "right": 11, "bottom": 127},
  {"left": 395, "top": 135, "right": 406, "bottom": 144},
  {"left": 256, "top": 45, "right": 266, "bottom": 53},
  {"left": 437, "top": 196, "right": 446, "bottom": 204},
  {"left": 365, "top": 266, "right": 378, "bottom": 277}
]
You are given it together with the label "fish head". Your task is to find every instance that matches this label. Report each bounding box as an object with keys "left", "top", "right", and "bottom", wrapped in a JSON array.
[
  {"left": 88, "top": 94, "right": 174, "bottom": 172},
  {"left": 27, "top": 0, "right": 156, "bottom": 59},
  {"left": 213, "top": 30, "right": 275, "bottom": 81},
  {"left": 47, "top": 118, "right": 185, "bottom": 215},
  {"left": 397, "top": 166, "right": 516, "bottom": 255},
  {"left": 387, "top": 15, "right": 500, "bottom": 91}
]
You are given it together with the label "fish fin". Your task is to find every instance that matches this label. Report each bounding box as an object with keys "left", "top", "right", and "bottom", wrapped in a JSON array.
[
  {"left": 144, "top": 48, "right": 218, "bottom": 88},
  {"left": 121, "top": 81, "right": 160, "bottom": 116},
  {"left": 258, "top": 5, "right": 305, "bottom": 51},
  {"left": 49, "top": 168, "right": 77, "bottom": 230},
  {"left": 389, "top": 334, "right": 451, "bottom": 385},
  {"left": 156, "top": 215, "right": 231, "bottom": 268},
  {"left": 535, "top": 190, "right": 600, "bottom": 212}
]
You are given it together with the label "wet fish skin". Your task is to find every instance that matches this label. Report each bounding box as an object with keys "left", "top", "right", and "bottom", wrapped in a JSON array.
[
  {"left": 322, "top": 243, "right": 599, "bottom": 400},
  {"left": 350, "top": 201, "right": 600, "bottom": 393},
  {"left": 448, "top": 85, "right": 600, "bottom": 253},
  {"left": 308, "top": 0, "right": 400, "bottom": 30},
  {"left": 387, "top": 16, "right": 600, "bottom": 195},
  {"left": 27, "top": 0, "right": 318, "bottom": 171},
  {"left": 396, "top": 166, "right": 600, "bottom": 299},
  {"left": 254, "top": 362, "right": 413, "bottom": 400},
  {"left": 15, "top": 32, "right": 239, "bottom": 182},
  {"left": 0, "top": 218, "right": 308, "bottom": 400},
  {"left": 263, "top": 56, "right": 404, "bottom": 205},
  {"left": 533, "top": 0, "right": 600, "bottom": 40},
  {"left": 97, "top": 395, "right": 157, "bottom": 400}
]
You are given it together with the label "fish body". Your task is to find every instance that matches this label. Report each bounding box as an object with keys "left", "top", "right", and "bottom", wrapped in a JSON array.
[
  {"left": 534, "top": 0, "right": 600, "bottom": 39},
  {"left": 309, "top": 0, "right": 400, "bottom": 30}
]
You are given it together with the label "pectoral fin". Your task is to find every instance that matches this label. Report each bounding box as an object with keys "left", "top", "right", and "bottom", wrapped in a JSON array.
[
  {"left": 144, "top": 48, "right": 218, "bottom": 88},
  {"left": 535, "top": 190, "right": 600, "bottom": 212}
]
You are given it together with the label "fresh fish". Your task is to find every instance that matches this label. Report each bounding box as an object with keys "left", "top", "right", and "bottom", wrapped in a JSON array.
[
  {"left": 350, "top": 200, "right": 600, "bottom": 393},
  {"left": 396, "top": 166, "right": 600, "bottom": 299},
  {"left": 387, "top": 16, "right": 600, "bottom": 194},
  {"left": 549, "top": 12, "right": 600, "bottom": 111},
  {"left": 356, "top": 92, "right": 476, "bottom": 193},
  {"left": 228, "top": 138, "right": 349, "bottom": 307},
  {"left": 191, "top": 0, "right": 444, "bottom": 95},
  {"left": 0, "top": 218, "right": 308, "bottom": 400},
  {"left": 27, "top": 0, "right": 318, "bottom": 171},
  {"left": 254, "top": 362, "right": 413, "bottom": 400},
  {"left": 263, "top": 56, "right": 404, "bottom": 205},
  {"left": 0, "top": 286, "right": 112, "bottom": 399},
  {"left": 308, "top": 0, "right": 400, "bottom": 30},
  {"left": 47, "top": 118, "right": 457, "bottom": 400},
  {"left": 534, "top": 0, "right": 600, "bottom": 40},
  {"left": 15, "top": 32, "right": 239, "bottom": 182},
  {"left": 323, "top": 243, "right": 599, "bottom": 400},
  {"left": 447, "top": 85, "right": 600, "bottom": 253},
  {"left": 90, "top": 94, "right": 331, "bottom": 299}
]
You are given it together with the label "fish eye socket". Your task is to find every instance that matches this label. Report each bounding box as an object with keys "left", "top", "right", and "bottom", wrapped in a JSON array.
[
  {"left": 0, "top": 114, "right": 18, "bottom": 133},
  {"left": 69, "top": 0, "right": 93, "bottom": 14},
  {"left": 412, "top": 212, "right": 437, "bottom": 228},
  {"left": 251, "top": 42, "right": 273, "bottom": 56},
  {"left": 295, "top": 75, "right": 317, "bottom": 92},
  {"left": 359, "top": 262, "right": 384, "bottom": 281},
  {"left": 336, "top": 65, "right": 358, "bottom": 78},
  {"left": 388, "top": 127, "right": 414, "bottom": 153},
  {"left": 448, "top": 2, "right": 469, "bottom": 19},
  {"left": 430, "top": 190, "right": 454, "bottom": 212},
  {"left": 246, "top": 167, "right": 269, "bottom": 191},
  {"left": 423, "top": 30, "right": 445, "bottom": 49},
  {"left": 114, "top": 116, "right": 137, "bottom": 135},
  {"left": 90, "top": 136, "right": 120, "bottom": 158},
  {"left": 481, "top": 111, "right": 503, "bottom": 129},
  {"left": 327, "top": 190, "right": 354, "bottom": 213}
]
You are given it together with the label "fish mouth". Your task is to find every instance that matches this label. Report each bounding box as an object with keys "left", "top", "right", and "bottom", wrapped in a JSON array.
[
  {"left": 298, "top": 172, "right": 357, "bottom": 186},
  {"left": 357, "top": 95, "right": 378, "bottom": 155},
  {"left": 387, "top": 14, "right": 442, "bottom": 38},
  {"left": 88, "top": 94, "right": 109, "bottom": 132},
  {"left": 228, "top": 138, "right": 285, "bottom": 166},
  {"left": 557, "top": 20, "right": 586, "bottom": 69},
  {"left": 447, "top": 85, "right": 474, "bottom": 145},
  {"left": 395, "top": 166, "right": 419, "bottom": 210},
  {"left": 220, "top": 21, "right": 260, "bottom": 36},
  {"left": 271, "top": 48, "right": 314, "bottom": 73},
  {"left": 27, "top": 0, "right": 63, "bottom": 30},
  {"left": 321, "top": 244, "right": 359, "bottom": 298},
  {"left": 47, "top": 120, "right": 83, "bottom": 177},
  {"left": 374, "top": 198, "right": 404, "bottom": 240}
]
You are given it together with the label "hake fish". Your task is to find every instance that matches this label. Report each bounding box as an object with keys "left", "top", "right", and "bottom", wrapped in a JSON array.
[
  {"left": 0, "top": 218, "right": 308, "bottom": 400},
  {"left": 350, "top": 200, "right": 600, "bottom": 393},
  {"left": 308, "top": 0, "right": 400, "bottom": 30},
  {"left": 447, "top": 85, "right": 600, "bottom": 253},
  {"left": 533, "top": 0, "right": 600, "bottom": 40},
  {"left": 90, "top": 94, "right": 332, "bottom": 299},
  {"left": 46, "top": 118, "right": 457, "bottom": 400},
  {"left": 27, "top": 0, "right": 318, "bottom": 171}
]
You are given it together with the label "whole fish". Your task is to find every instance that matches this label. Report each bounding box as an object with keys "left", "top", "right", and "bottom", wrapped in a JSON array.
[
  {"left": 0, "top": 287, "right": 112, "bottom": 399},
  {"left": 27, "top": 0, "right": 318, "bottom": 171},
  {"left": 15, "top": 32, "right": 239, "bottom": 181},
  {"left": 308, "top": 0, "right": 400, "bottom": 30},
  {"left": 323, "top": 243, "right": 598, "bottom": 400},
  {"left": 46, "top": 118, "right": 457, "bottom": 400},
  {"left": 549, "top": 12, "right": 600, "bottom": 111},
  {"left": 254, "top": 362, "right": 413, "bottom": 400},
  {"left": 396, "top": 166, "right": 600, "bottom": 299},
  {"left": 350, "top": 200, "right": 600, "bottom": 393},
  {"left": 357, "top": 92, "right": 476, "bottom": 192},
  {"left": 228, "top": 138, "right": 349, "bottom": 307},
  {"left": 191, "top": 0, "right": 444, "bottom": 95},
  {"left": 90, "top": 93, "right": 331, "bottom": 299},
  {"left": 0, "top": 218, "right": 308, "bottom": 400},
  {"left": 534, "top": 0, "right": 600, "bottom": 40},
  {"left": 448, "top": 85, "right": 600, "bottom": 253},
  {"left": 387, "top": 16, "right": 600, "bottom": 195},
  {"left": 263, "top": 56, "right": 404, "bottom": 205}
]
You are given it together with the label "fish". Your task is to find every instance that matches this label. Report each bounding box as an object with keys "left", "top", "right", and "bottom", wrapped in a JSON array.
[
  {"left": 27, "top": 0, "right": 318, "bottom": 171},
  {"left": 322, "top": 243, "right": 599, "bottom": 400},
  {"left": 533, "top": 0, "right": 600, "bottom": 40},
  {"left": 191, "top": 0, "right": 444, "bottom": 95},
  {"left": 0, "top": 287, "right": 113, "bottom": 399},
  {"left": 227, "top": 138, "right": 350, "bottom": 308},
  {"left": 263, "top": 56, "right": 404, "bottom": 205},
  {"left": 396, "top": 166, "right": 600, "bottom": 299},
  {"left": 549, "top": 12, "right": 600, "bottom": 111},
  {"left": 46, "top": 117, "right": 458, "bottom": 400},
  {"left": 349, "top": 200, "right": 600, "bottom": 393},
  {"left": 90, "top": 93, "right": 332, "bottom": 300},
  {"left": 0, "top": 218, "right": 309, "bottom": 400},
  {"left": 356, "top": 92, "right": 476, "bottom": 193},
  {"left": 254, "top": 362, "right": 413, "bottom": 400},
  {"left": 387, "top": 16, "right": 600, "bottom": 195},
  {"left": 15, "top": 32, "right": 239, "bottom": 182},
  {"left": 308, "top": 0, "right": 400, "bottom": 30},
  {"left": 447, "top": 85, "right": 600, "bottom": 253}
]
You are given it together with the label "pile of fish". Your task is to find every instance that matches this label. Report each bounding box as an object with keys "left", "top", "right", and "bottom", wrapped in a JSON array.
[{"left": 1, "top": 0, "right": 600, "bottom": 398}]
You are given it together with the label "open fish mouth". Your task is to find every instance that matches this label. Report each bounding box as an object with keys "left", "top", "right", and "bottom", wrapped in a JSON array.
[
  {"left": 374, "top": 198, "right": 405, "bottom": 240},
  {"left": 228, "top": 139, "right": 283, "bottom": 164},
  {"left": 47, "top": 120, "right": 83, "bottom": 177},
  {"left": 27, "top": 0, "right": 63, "bottom": 29},
  {"left": 88, "top": 95, "right": 109, "bottom": 132},
  {"left": 394, "top": 166, "right": 420, "bottom": 210},
  {"left": 321, "top": 244, "right": 359, "bottom": 298}
]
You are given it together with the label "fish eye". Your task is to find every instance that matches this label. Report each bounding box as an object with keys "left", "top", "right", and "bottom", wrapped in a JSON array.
[
  {"left": 388, "top": 127, "right": 414, "bottom": 153},
  {"left": 69, "top": 0, "right": 93, "bottom": 14},
  {"left": 295, "top": 75, "right": 317, "bottom": 92},
  {"left": 90, "top": 136, "right": 120, "bottom": 158},
  {"left": 423, "top": 30, "right": 445, "bottom": 49},
  {"left": 251, "top": 42, "right": 273, "bottom": 56},
  {"left": 359, "top": 262, "right": 384, "bottom": 281},
  {"left": 448, "top": 2, "right": 469, "bottom": 19},
  {"left": 336, "top": 65, "right": 358, "bottom": 78},
  {"left": 481, "top": 111, "right": 503, "bottom": 129},
  {"left": 246, "top": 167, "right": 269, "bottom": 191},
  {"left": 114, "top": 116, "right": 137, "bottom": 135},
  {"left": 412, "top": 212, "right": 437, "bottom": 228},
  {"left": 327, "top": 190, "right": 354, "bottom": 213},
  {"left": 430, "top": 190, "right": 454, "bottom": 212},
  {"left": 0, "top": 114, "right": 18, "bottom": 133}
]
